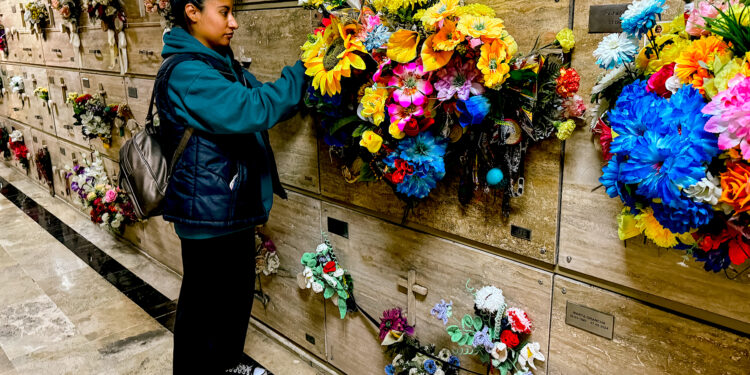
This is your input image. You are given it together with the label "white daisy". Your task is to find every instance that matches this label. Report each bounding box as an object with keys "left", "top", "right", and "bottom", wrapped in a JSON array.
[{"left": 593, "top": 33, "right": 638, "bottom": 69}]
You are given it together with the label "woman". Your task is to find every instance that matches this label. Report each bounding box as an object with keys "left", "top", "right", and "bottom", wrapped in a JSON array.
[{"left": 158, "top": 0, "right": 306, "bottom": 373}]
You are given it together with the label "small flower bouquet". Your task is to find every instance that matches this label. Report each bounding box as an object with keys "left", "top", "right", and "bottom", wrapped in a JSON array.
[
  {"left": 24, "top": 0, "right": 49, "bottom": 39},
  {"left": 299, "top": 0, "right": 584, "bottom": 217},
  {"left": 66, "top": 92, "right": 127, "bottom": 147},
  {"left": 35, "top": 147, "right": 54, "bottom": 194},
  {"left": 33, "top": 87, "right": 49, "bottom": 101},
  {"left": 10, "top": 76, "right": 24, "bottom": 95},
  {"left": 64, "top": 152, "right": 138, "bottom": 233},
  {"left": 590, "top": 0, "right": 750, "bottom": 273},
  {"left": 385, "top": 346, "right": 460, "bottom": 375},
  {"left": 298, "top": 236, "right": 355, "bottom": 318},
  {"left": 255, "top": 229, "right": 280, "bottom": 276},
  {"left": 432, "top": 284, "right": 545, "bottom": 374},
  {"left": 144, "top": 0, "right": 174, "bottom": 30},
  {"left": 51, "top": 0, "right": 82, "bottom": 34},
  {"left": 8, "top": 130, "right": 30, "bottom": 171}
]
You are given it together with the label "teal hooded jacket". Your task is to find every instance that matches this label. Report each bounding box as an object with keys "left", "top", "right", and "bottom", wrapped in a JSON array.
[{"left": 161, "top": 27, "right": 306, "bottom": 239}]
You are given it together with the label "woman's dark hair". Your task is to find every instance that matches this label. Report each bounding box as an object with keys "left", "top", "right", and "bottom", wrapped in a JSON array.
[{"left": 170, "top": 0, "right": 205, "bottom": 29}]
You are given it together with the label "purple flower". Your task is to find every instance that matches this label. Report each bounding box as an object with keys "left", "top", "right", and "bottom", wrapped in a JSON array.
[
  {"left": 433, "top": 60, "right": 484, "bottom": 101},
  {"left": 431, "top": 299, "right": 453, "bottom": 325},
  {"left": 378, "top": 308, "right": 414, "bottom": 340},
  {"left": 472, "top": 326, "right": 493, "bottom": 352},
  {"left": 70, "top": 181, "right": 79, "bottom": 192}
]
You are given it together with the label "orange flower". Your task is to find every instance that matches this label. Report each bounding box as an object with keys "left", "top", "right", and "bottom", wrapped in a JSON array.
[
  {"left": 421, "top": 34, "right": 453, "bottom": 72},
  {"left": 387, "top": 29, "right": 420, "bottom": 63},
  {"left": 674, "top": 36, "right": 730, "bottom": 94},
  {"left": 720, "top": 161, "right": 750, "bottom": 214},
  {"left": 477, "top": 39, "right": 512, "bottom": 88},
  {"left": 432, "top": 19, "right": 463, "bottom": 51}
]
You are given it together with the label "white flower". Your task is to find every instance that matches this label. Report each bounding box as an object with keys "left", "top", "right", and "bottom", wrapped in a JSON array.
[
  {"left": 10, "top": 76, "right": 24, "bottom": 93},
  {"left": 437, "top": 348, "right": 451, "bottom": 361},
  {"left": 302, "top": 266, "right": 314, "bottom": 289},
  {"left": 322, "top": 273, "right": 338, "bottom": 288},
  {"left": 264, "top": 253, "right": 280, "bottom": 275},
  {"left": 110, "top": 219, "right": 121, "bottom": 229},
  {"left": 434, "top": 369, "right": 445, "bottom": 375},
  {"left": 392, "top": 354, "right": 404, "bottom": 366},
  {"left": 665, "top": 74, "right": 682, "bottom": 95},
  {"left": 408, "top": 369, "right": 419, "bottom": 375},
  {"left": 311, "top": 281, "right": 324, "bottom": 293},
  {"left": 316, "top": 243, "right": 328, "bottom": 253},
  {"left": 101, "top": 212, "right": 110, "bottom": 223},
  {"left": 9, "top": 130, "right": 23, "bottom": 143},
  {"left": 591, "top": 66, "right": 628, "bottom": 96},
  {"left": 685, "top": 172, "right": 722, "bottom": 205},
  {"left": 517, "top": 342, "right": 546, "bottom": 371},
  {"left": 490, "top": 342, "right": 507, "bottom": 362},
  {"left": 333, "top": 268, "right": 344, "bottom": 278},
  {"left": 593, "top": 33, "right": 638, "bottom": 69},
  {"left": 474, "top": 285, "right": 506, "bottom": 313}
]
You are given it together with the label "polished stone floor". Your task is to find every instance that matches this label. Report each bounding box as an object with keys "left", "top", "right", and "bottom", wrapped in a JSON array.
[{"left": 0, "top": 162, "right": 325, "bottom": 375}]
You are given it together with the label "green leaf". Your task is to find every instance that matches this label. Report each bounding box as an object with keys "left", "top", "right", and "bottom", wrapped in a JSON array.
[
  {"left": 446, "top": 325, "right": 460, "bottom": 334},
  {"left": 323, "top": 286, "right": 334, "bottom": 299},
  {"left": 473, "top": 317, "right": 483, "bottom": 331},
  {"left": 461, "top": 315, "right": 474, "bottom": 330},
  {"left": 450, "top": 330, "right": 463, "bottom": 343},
  {"left": 352, "top": 124, "right": 373, "bottom": 138},
  {"left": 358, "top": 160, "right": 377, "bottom": 182},
  {"left": 328, "top": 115, "right": 359, "bottom": 135},
  {"left": 338, "top": 300, "right": 348, "bottom": 319}
]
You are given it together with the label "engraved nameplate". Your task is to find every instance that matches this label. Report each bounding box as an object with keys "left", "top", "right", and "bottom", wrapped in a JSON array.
[
  {"left": 566, "top": 302, "right": 615, "bottom": 340},
  {"left": 127, "top": 86, "right": 138, "bottom": 99},
  {"left": 511, "top": 225, "right": 532, "bottom": 241},
  {"left": 589, "top": 4, "right": 629, "bottom": 33}
]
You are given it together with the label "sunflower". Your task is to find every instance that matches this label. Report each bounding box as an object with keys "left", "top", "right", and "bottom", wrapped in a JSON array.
[
  {"left": 304, "top": 18, "right": 367, "bottom": 96},
  {"left": 477, "top": 39, "right": 512, "bottom": 88},
  {"left": 301, "top": 32, "right": 325, "bottom": 61},
  {"left": 456, "top": 15, "right": 505, "bottom": 39},
  {"left": 421, "top": 0, "right": 459, "bottom": 27},
  {"left": 674, "top": 35, "right": 730, "bottom": 94},
  {"left": 432, "top": 19, "right": 463, "bottom": 51}
]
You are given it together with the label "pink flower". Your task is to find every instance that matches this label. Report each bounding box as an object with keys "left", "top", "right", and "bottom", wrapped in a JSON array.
[
  {"left": 104, "top": 189, "right": 117, "bottom": 203},
  {"left": 388, "top": 103, "right": 424, "bottom": 130},
  {"left": 561, "top": 94, "right": 586, "bottom": 118},
  {"left": 703, "top": 74, "right": 750, "bottom": 159},
  {"left": 647, "top": 62, "right": 676, "bottom": 98},
  {"left": 373, "top": 57, "right": 391, "bottom": 83},
  {"left": 388, "top": 60, "right": 433, "bottom": 107},
  {"left": 468, "top": 37, "right": 483, "bottom": 49},
  {"left": 686, "top": 1, "right": 726, "bottom": 36},
  {"left": 506, "top": 307, "right": 532, "bottom": 334},
  {"left": 433, "top": 60, "right": 484, "bottom": 101}
]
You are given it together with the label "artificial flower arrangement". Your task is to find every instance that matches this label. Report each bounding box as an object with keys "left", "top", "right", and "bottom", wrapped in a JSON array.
[
  {"left": 8, "top": 130, "right": 30, "bottom": 171},
  {"left": 0, "top": 127, "right": 10, "bottom": 159},
  {"left": 83, "top": 0, "right": 128, "bottom": 74},
  {"left": 431, "top": 284, "right": 544, "bottom": 374},
  {"left": 298, "top": 0, "right": 584, "bottom": 217},
  {"left": 24, "top": 0, "right": 49, "bottom": 39},
  {"left": 255, "top": 229, "right": 280, "bottom": 276},
  {"left": 298, "top": 235, "right": 355, "bottom": 318},
  {"left": 35, "top": 147, "right": 54, "bottom": 195},
  {"left": 589, "top": 0, "right": 750, "bottom": 273},
  {"left": 52, "top": 0, "right": 83, "bottom": 49},
  {"left": 144, "top": 0, "right": 174, "bottom": 31},
  {"left": 66, "top": 92, "right": 132, "bottom": 147},
  {"left": 33, "top": 87, "right": 49, "bottom": 102},
  {"left": 64, "top": 151, "right": 137, "bottom": 233}
]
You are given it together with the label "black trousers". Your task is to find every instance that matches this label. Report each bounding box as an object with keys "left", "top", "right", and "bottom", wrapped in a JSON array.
[{"left": 173, "top": 228, "right": 256, "bottom": 374}]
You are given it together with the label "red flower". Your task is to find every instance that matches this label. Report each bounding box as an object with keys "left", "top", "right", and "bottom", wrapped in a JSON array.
[
  {"left": 402, "top": 118, "right": 435, "bottom": 137},
  {"left": 323, "top": 261, "right": 336, "bottom": 273},
  {"left": 556, "top": 68, "right": 581, "bottom": 98},
  {"left": 500, "top": 330, "right": 519, "bottom": 348},
  {"left": 384, "top": 159, "right": 415, "bottom": 184},
  {"left": 647, "top": 62, "right": 676, "bottom": 98},
  {"left": 593, "top": 118, "right": 614, "bottom": 162}
]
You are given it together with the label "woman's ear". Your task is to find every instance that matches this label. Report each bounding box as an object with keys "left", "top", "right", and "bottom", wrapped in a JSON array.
[{"left": 184, "top": 3, "right": 201, "bottom": 25}]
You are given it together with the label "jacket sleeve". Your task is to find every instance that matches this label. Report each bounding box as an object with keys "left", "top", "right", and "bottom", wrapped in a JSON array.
[{"left": 171, "top": 60, "right": 306, "bottom": 134}]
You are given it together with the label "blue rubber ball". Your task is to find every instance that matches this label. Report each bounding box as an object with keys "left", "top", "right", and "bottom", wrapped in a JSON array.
[{"left": 486, "top": 168, "right": 503, "bottom": 186}]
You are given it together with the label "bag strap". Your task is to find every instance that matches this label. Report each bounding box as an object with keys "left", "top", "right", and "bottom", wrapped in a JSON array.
[{"left": 168, "top": 127, "right": 193, "bottom": 176}]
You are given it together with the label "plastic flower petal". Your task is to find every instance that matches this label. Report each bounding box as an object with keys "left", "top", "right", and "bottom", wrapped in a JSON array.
[
  {"left": 635, "top": 207, "right": 679, "bottom": 248},
  {"left": 304, "top": 17, "right": 367, "bottom": 96},
  {"left": 593, "top": 33, "right": 638, "bottom": 69},
  {"left": 617, "top": 208, "right": 643, "bottom": 240},
  {"left": 420, "top": 0, "right": 458, "bottom": 27},
  {"left": 360, "top": 85, "right": 388, "bottom": 125},
  {"left": 432, "top": 19, "right": 463, "bottom": 51},
  {"left": 720, "top": 160, "right": 750, "bottom": 214},
  {"left": 388, "top": 61, "right": 433, "bottom": 107},
  {"left": 360, "top": 130, "right": 383, "bottom": 153},
  {"left": 674, "top": 36, "right": 730, "bottom": 94},
  {"left": 456, "top": 15, "right": 505, "bottom": 39},
  {"left": 477, "top": 39, "right": 512, "bottom": 88},
  {"left": 555, "top": 28, "right": 575, "bottom": 53},
  {"left": 386, "top": 29, "right": 420, "bottom": 63},
  {"left": 421, "top": 34, "right": 454, "bottom": 72},
  {"left": 620, "top": 0, "right": 668, "bottom": 38},
  {"left": 433, "top": 60, "right": 484, "bottom": 101},
  {"left": 456, "top": 95, "right": 489, "bottom": 127},
  {"left": 703, "top": 74, "right": 750, "bottom": 159}
]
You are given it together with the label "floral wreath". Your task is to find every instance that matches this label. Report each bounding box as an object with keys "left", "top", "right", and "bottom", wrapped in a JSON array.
[
  {"left": 64, "top": 151, "right": 138, "bottom": 233},
  {"left": 8, "top": 130, "right": 30, "bottom": 171},
  {"left": 299, "top": 0, "right": 583, "bottom": 218},
  {"left": 298, "top": 234, "right": 356, "bottom": 318},
  {"left": 589, "top": 0, "right": 750, "bottom": 275},
  {"left": 35, "top": 147, "right": 54, "bottom": 195},
  {"left": 66, "top": 92, "right": 132, "bottom": 147},
  {"left": 83, "top": 0, "right": 128, "bottom": 74},
  {"left": 24, "top": 0, "right": 49, "bottom": 40}
]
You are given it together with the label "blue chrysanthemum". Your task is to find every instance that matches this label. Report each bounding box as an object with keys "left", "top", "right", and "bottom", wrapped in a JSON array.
[
  {"left": 600, "top": 155, "right": 634, "bottom": 206},
  {"left": 385, "top": 132, "right": 448, "bottom": 198},
  {"left": 456, "top": 95, "right": 490, "bottom": 127},
  {"left": 659, "top": 85, "right": 718, "bottom": 163},
  {"left": 365, "top": 25, "right": 392, "bottom": 51},
  {"left": 620, "top": 0, "right": 668, "bottom": 38},
  {"left": 651, "top": 200, "right": 713, "bottom": 234},
  {"left": 693, "top": 248, "right": 732, "bottom": 272},
  {"left": 608, "top": 81, "right": 661, "bottom": 155}
]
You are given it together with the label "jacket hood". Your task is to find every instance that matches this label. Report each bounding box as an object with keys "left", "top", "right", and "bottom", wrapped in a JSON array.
[{"left": 161, "top": 26, "right": 234, "bottom": 65}]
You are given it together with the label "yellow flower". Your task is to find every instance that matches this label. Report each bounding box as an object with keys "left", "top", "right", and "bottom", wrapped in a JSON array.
[
  {"left": 360, "top": 86, "right": 388, "bottom": 125},
  {"left": 301, "top": 32, "right": 325, "bottom": 61},
  {"left": 421, "top": 34, "right": 454, "bottom": 72},
  {"left": 304, "top": 17, "right": 367, "bottom": 96},
  {"left": 703, "top": 57, "right": 744, "bottom": 98},
  {"left": 555, "top": 120, "right": 576, "bottom": 140},
  {"left": 389, "top": 122, "right": 406, "bottom": 139},
  {"left": 675, "top": 36, "right": 730, "bottom": 94},
  {"left": 617, "top": 208, "right": 643, "bottom": 240},
  {"left": 454, "top": 4, "right": 495, "bottom": 18},
  {"left": 477, "top": 39, "right": 512, "bottom": 88},
  {"left": 387, "top": 29, "right": 420, "bottom": 63},
  {"left": 421, "top": 0, "right": 459, "bottom": 27},
  {"left": 87, "top": 192, "right": 97, "bottom": 202},
  {"left": 456, "top": 15, "right": 505, "bottom": 39},
  {"left": 635, "top": 35, "right": 690, "bottom": 75},
  {"left": 359, "top": 130, "right": 383, "bottom": 153},
  {"left": 432, "top": 19, "right": 463, "bottom": 51},
  {"left": 635, "top": 207, "right": 679, "bottom": 248},
  {"left": 555, "top": 28, "right": 575, "bottom": 53}
]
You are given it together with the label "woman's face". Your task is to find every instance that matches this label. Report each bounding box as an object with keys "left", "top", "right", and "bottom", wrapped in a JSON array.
[{"left": 186, "top": 0, "right": 238, "bottom": 49}]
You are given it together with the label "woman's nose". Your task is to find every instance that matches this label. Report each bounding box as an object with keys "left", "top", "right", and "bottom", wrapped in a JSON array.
[{"left": 228, "top": 14, "right": 239, "bottom": 29}]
